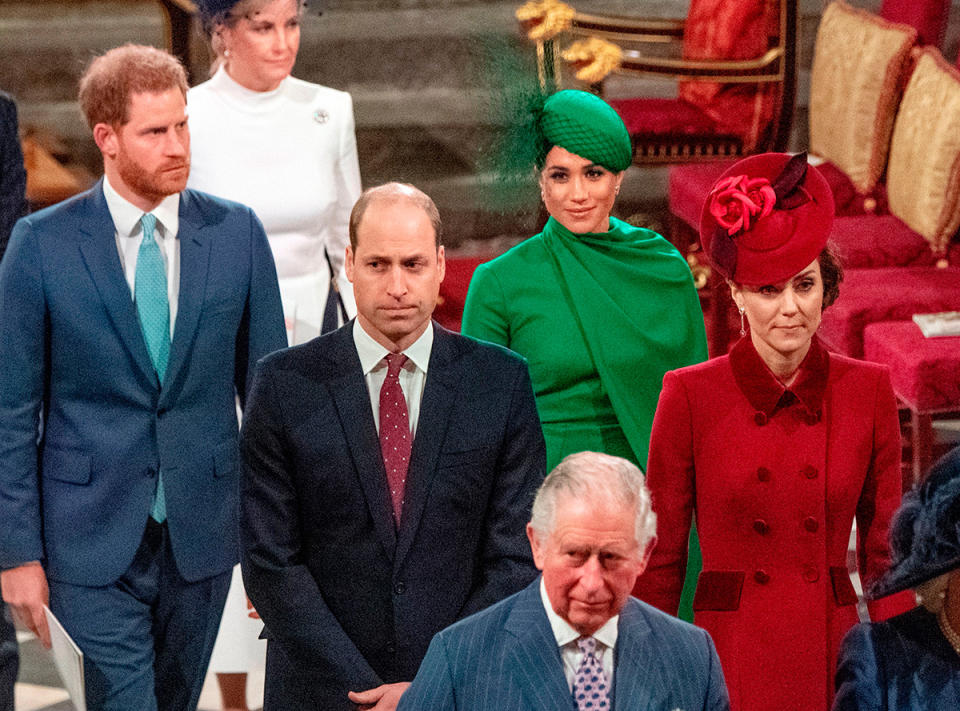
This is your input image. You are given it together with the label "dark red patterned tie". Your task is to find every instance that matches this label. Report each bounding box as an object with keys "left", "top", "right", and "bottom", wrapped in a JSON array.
[{"left": 379, "top": 353, "right": 411, "bottom": 526}]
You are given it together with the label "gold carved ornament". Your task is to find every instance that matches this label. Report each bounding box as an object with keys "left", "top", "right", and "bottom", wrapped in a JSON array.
[
  {"left": 515, "top": 0, "right": 575, "bottom": 42},
  {"left": 561, "top": 37, "right": 623, "bottom": 84}
]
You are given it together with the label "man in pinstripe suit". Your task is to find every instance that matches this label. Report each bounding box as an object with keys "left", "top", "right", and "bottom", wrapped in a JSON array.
[{"left": 399, "top": 451, "right": 730, "bottom": 711}]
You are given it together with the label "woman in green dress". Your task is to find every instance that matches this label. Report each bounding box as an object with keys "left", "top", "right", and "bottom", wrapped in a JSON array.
[{"left": 462, "top": 90, "right": 707, "bottom": 474}]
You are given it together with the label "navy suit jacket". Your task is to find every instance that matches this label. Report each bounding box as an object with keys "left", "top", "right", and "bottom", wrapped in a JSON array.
[
  {"left": 240, "top": 322, "right": 546, "bottom": 709},
  {"left": 399, "top": 578, "right": 730, "bottom": 711},
  {"left": 833, "top": 606, "right": 960, "bottom": 711},
  {"left": 0, "top": 181, "right": 286, "bottom": 585}
]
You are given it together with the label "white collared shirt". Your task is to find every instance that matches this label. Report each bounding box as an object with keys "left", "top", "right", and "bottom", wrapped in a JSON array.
[
  {"left": 540, "top": 577, "right": 619, "bottom": 691},
  {"left": 102, "top": 176, "right": 181, "bottom": 337},
  {"left": 353, "top": 320, "right": 433, "bottom": 436}
]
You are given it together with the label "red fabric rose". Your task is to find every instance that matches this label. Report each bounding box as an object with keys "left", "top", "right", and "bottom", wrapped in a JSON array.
[{"left": 708, "top": 174, "right": 777, "bottom": 236}]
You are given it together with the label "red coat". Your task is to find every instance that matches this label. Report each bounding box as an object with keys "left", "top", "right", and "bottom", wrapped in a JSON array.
[{"left": 633, "top": 336, "right": 912, "bottom": 711}]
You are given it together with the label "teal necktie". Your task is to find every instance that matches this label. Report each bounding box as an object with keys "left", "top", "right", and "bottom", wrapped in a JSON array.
[{"left": 135, "top": 213, "right": 170, "bottom": 523}]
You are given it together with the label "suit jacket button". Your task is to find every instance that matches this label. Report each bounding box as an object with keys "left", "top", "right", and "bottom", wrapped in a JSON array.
[
  {"left": 394, "top": 582, "right": 405, "bottom": 595},
  {"left": 802, "top": 565, "right": 819, "bottom": 583},
  {"left": 386, "top": 642, "right": 396, "bottom": 654},
  {"left": 754, "top": 570, "right": 770, "bottom": 585},
  {"left": 803, "top": 517, "right": 819, "bottom": 533},
  {"left": 752, "top": 519, "right": 770, "bottom": 535},
  {"left": 805, "top": 411, "right": 821, "bottom": 425},
  {"left": 757, "top": 466, "right": 771, "bottom": 482},
  {"left": 754, "top": 412, "right": 768, "bottom": 426},
  {"left": 802, "top": 465, "right": 818, "bottom": 479},
  {"left": 146, "top": 468, "right": 157, "bottom": 479}
]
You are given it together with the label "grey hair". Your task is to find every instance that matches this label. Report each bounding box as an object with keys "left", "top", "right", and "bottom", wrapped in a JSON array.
[
  {"left": 916, "top": 572, "right": 953, "bottom": 613},
  {"left": 529, "top": 451, "right": 656, "bottom": 553}
]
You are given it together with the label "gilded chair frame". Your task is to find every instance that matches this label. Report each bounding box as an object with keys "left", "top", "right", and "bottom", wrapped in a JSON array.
[{"left": 534, "top": 0, "right": 799, "bottom": 163}]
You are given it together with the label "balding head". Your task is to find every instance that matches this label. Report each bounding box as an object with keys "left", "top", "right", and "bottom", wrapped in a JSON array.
[{"left": 349, "top": 183, "right": 443, "bottom": 251}]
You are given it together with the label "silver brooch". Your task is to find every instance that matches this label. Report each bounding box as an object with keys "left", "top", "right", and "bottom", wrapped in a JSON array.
[{"left": 313, "top": 109, "right": 329, "bottom": 124}]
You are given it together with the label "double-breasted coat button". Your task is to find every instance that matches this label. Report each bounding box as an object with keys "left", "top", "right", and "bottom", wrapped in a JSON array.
[
  {"left": 805, "top": 411, "right": 821, "bottom": 426},
  {"left": 754, "top": 412, "right": 768, "bottom": 426},
  {"left": 757, "top": 466, "right": 772, "bottom": 482},
  {"left": 394, "top": 582, "right": 406, "bottom": 595},
  {"left": 802, "top": 565, "right": 819, "bottom": 583},
  {"left": 802, "top": 465, "right": 818, "bottom": 479},
  {"left": 753, "top": 519, "right": 770, "bottom": 535},
  {"left": 754, "top": 570, "right": 770, "bottom": 585},
  {"left": 803, "top": 517, "right": 819, "bottom": 533}
]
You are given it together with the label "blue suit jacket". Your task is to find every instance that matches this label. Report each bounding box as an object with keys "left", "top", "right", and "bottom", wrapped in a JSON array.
[
  {"left": 240, "top": 322, "right": 546, "bottom": 709},
  {"left": 398, "top": 578, "right": 730, "bottom": 711},
  {"left": 833, "top": 606, "right": 960, "bottom": 711},
  {"left": 0, "top": 181, "right": 286, "bottom": 586}
]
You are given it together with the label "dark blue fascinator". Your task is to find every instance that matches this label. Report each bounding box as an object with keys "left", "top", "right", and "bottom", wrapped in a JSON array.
[
  {"left": 869, "top": 446, "right": 960, "bottom": 599},
  {"left": 195, "top": 0, "right": 321, "bottom": 22}
]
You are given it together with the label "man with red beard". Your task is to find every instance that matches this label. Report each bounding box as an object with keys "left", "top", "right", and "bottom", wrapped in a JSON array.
[{"left": 0, "top": 44, "right": 286, "bottom": 711}]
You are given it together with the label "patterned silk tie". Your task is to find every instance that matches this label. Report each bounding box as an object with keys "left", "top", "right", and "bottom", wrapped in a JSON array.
[
  {"left": 573, "top": 637, "right": 610, "bottom": 710},
  {"left": 379, "top": 353, "right": 411, "bottom": 526},
  {"left": 135, "top": 213, "right": 170, "bottom": 523}
]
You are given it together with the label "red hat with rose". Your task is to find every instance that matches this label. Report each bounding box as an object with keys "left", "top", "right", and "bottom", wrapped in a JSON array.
[{"left": 699, "top": 152, "right": 835, "bottom": 286}]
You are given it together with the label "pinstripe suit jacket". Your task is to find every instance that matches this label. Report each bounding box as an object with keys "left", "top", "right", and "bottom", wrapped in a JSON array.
[{"left": 398, "top": 578, "right": 730, "bottom": 710}]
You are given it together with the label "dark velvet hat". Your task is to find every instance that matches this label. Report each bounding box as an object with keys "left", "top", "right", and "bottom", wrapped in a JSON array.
[
  {"left": 868, "top": 446, "right": 960, "bottom": 599},
  {"left": 699, "top": 152, "right": 835, "bottom": 286}
]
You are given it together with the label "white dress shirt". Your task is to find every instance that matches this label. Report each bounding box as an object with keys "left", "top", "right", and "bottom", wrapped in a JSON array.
[
  {"left": 102, "top": 176, "right": 180, "bottom": 337},
  {"left": 353, "top": 320, "right": 432, "bottom": 436},
  {"left": 540, "top": 577, "right": 618, "bottom": 690}
]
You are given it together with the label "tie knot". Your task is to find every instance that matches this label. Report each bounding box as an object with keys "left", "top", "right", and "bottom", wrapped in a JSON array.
[
  {"left": 577, "top": 637, "right": 598, "bottom": 656},
  {"left": 141, "top": 213, "right": 157, "bottom": 239},
  {"left": 384, "top": 352, "right": 408, "bottom": 378}
]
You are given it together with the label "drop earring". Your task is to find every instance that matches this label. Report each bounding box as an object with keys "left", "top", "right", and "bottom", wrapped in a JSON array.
[{"left": 739, "top": 306, "right": 746, "bottom": 337}]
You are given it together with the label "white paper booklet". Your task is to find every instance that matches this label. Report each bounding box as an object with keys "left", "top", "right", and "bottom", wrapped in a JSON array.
[
  {"left": 43, "top": 605, "right": 86, "bottom": 711},
  {"left": 913, "top": 311, "right": 960, "bottom": 337}
]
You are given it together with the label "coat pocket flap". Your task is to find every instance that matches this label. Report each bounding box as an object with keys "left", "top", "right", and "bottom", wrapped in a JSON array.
[
  {"left": 692, "top": 570, "right": 745, "bottom": 611},
  {"left": 43, "top": 448, "right": 92, "bottom": 485},
  {"left": 830, "top": 566, "right": 858, "bottom": 606}
]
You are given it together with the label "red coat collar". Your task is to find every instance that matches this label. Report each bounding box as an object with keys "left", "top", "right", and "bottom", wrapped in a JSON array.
[{"left": 729, "top": 335, "right": 830, "bottom": 419}]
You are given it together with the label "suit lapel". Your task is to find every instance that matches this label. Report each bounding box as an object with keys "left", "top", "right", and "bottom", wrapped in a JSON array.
[
  {"left": 76, "top": 182, "right": 157, "bottom": 390},
  {"left": 393, "top": 325, "right": 461, "bottom": 568},
  {"left": 611, "top": 600, "right": 655, "bottom": 711},
  {"left": 326, "top": 326, "right": 397, "bottom": 560},
  {"left": 159, "top": 192, "right": 211, "bottom": 405},
  {"left": 504, "top": 581, "right": 575, "bottom": 709}
]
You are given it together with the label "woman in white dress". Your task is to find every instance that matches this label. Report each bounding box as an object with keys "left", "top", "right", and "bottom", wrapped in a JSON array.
[
  {"left": 188, "top": 1, "right": 362, "bottom": 708},
  {"left": 190, "top": 0, "right": 361, "bottom": 347}
]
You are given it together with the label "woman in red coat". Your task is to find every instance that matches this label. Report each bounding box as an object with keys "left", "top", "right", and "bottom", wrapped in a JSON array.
[{"left": 633, "top": 153, "right": 912, "bottom": 711}]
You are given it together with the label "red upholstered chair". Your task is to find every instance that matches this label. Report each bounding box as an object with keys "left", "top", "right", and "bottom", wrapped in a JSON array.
[{"left": 520, "top": 0, "right": 798, "bottom": 164}]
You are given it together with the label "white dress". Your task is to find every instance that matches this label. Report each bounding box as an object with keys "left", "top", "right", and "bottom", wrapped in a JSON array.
[
  {"left": 188, "top": 66, "right": 362, "bottom": 346},
  {"left": 187, "top": 68, "right": 362, "bottom": 675}
]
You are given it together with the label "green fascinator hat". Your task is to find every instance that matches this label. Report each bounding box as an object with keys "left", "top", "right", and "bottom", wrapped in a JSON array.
[{"left": 540, "top": 90, "right": 633, "bottom": 173}]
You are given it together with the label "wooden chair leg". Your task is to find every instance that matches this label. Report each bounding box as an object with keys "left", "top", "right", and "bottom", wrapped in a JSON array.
[{"left": 911, "top": 410, "right": 934, "bottom": 484}]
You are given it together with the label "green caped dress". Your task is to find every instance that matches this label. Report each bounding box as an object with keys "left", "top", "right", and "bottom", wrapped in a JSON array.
[{"left": 461, "top": 216, "right": 708, "bottom": 618}]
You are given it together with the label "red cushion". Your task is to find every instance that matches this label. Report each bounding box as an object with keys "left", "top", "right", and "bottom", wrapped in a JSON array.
[
  {"left": 814, "top": 161, "right": 890, "bottom": 217},
  {"left": 819, "top": 267, "right": 960, "bottom": 357},
  {"left": 880, "top": 0, "right": 950, "bottom": 48},
  {"left": 610, "top": 98, "right": 723, "bottom": 138},
  {"left": 668, "top": 161, "right": 734, "bottom": 230},
  {"left": 864, "top": 320, "right": 960, "bottom": 411},
  {"left": 830, "top": 214, "right": 939, "bottom": 268}
]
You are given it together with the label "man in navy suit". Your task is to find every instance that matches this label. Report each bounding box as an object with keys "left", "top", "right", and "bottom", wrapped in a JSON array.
[
  {"left": 0, "top": 45, "right": 286, "bottom": 710},
  {"left": 399, "top": 451, "right": 731, "bottom": 711},
  {"left": 241, "top": 182, "right": 546, "bottom": 710}
]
